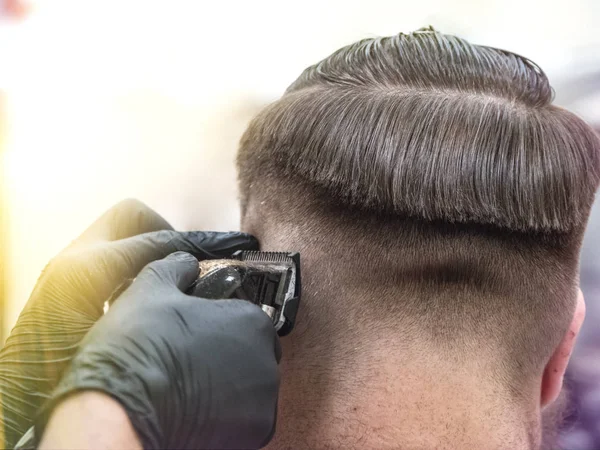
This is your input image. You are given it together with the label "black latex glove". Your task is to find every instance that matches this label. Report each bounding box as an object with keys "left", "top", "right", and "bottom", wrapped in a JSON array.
[
  {"left": 35, "top": 251, "right": 281, "bottom": 450},
  {"left": 0, "top": 199, "right": 258, "bottom": 449}
]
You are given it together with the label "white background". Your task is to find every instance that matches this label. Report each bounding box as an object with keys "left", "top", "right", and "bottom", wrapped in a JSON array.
[{"left": 2, "top": 0, "right": 600, "bottom": 335}]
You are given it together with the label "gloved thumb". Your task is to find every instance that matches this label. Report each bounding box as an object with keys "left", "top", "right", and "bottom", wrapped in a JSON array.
[{"left": 135, "top": 252, "right": 200, "bottom": 293}]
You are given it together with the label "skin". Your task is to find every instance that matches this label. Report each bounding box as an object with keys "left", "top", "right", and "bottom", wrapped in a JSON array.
[
  {"left": 39, "top": 392, "right": 142, "bottom": 450},
  {"left": 244, "top": 207, "right": 586, "bottom": 450},
  {"left": 541, "top": 290, "right": 586, "bottom": 407}
]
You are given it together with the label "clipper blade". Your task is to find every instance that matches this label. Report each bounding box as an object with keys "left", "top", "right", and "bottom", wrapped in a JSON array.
[
  {"left": 188, "top": 250, "right": 301, "bottom": 336},
  {"left": 236, "top": 251, "right": 293, "bottom": 263}
]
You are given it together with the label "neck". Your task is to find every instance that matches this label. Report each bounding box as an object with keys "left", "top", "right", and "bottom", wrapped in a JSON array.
[
  {"left": 251, "top": 224, "right": 543, "bottom": 449},
  {"left": 271, "top": 326, "right": 540, "bottom": 449},
  {"left": 266, "top": 279, "right": 542, "bottom": 450}
]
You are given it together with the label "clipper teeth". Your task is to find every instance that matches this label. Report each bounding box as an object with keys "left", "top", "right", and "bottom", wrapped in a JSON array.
[{"left": 239, "top": 251, "right": 292, "bottom": 264}]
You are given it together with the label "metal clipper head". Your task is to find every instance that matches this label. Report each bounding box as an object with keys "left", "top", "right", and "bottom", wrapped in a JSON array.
[{"left": 188, "top": 251, "right": 301, "bottom": 336}]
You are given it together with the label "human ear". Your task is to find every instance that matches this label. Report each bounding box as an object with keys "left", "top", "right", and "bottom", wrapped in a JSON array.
[{"left": 540, "top": 288, "right": 586, "bottom": 408}]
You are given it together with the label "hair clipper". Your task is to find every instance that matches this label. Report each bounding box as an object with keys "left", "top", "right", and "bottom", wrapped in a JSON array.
[
  {"left": 12, "top": 251, "right": 301, "bottom": 450},
  {"left": 187, "top": 251, "right": 301, "bottom": 336}
]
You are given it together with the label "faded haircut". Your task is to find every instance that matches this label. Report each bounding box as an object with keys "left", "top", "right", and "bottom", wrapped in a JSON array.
[{"left": 236, "top": 28, "right": 600, "bottom": 386}]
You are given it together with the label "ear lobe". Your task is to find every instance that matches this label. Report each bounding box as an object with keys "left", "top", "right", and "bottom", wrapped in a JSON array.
[{"left": 541, "top": 289, "right": 586, "bottom": 408}]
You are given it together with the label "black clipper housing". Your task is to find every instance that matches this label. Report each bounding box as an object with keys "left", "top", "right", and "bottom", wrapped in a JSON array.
[{"left": 188, "top": 251, "right": 301, "bottom": 336}]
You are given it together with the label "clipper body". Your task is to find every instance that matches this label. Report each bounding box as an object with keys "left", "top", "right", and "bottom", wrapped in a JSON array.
[{"left": 188, "top": 251, "right": 301, "bottom": 336}]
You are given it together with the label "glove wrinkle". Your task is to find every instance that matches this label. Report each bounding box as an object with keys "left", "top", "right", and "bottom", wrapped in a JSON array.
[
  {"left": 1, "top": 201, "right": 259, "bottom": 449},
  {"left": 34, "top": 254, "right": 280, "bottom": 449}
]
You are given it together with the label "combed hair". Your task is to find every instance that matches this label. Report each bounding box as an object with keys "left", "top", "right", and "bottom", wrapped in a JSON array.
[
  {"left": 239, "top": 28, "right": 599, "bottom": 232},
  {"left": 237, "top": 27, "right": 600, "bottom": 383}
]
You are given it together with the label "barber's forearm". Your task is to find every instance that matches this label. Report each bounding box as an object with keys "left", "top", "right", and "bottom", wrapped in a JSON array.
[{"left": 38, "top": 392, "right": 142, "bottom": 450}]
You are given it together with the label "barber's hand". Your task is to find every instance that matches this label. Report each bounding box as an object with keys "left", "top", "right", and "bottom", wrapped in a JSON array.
[
  {"left": 36, "top": 252, "right": 281, "bottom": 450},
  {"left": 0, "top": 199, "right": 258, "bottom": 449}
]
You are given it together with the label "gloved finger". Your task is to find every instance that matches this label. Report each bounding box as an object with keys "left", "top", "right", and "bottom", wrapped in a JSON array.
[
  {"left": 61, "top": 230, "right": 258, "bottom": 312},
  {"left": 98, "top": 230, "right": 257, "bottom": 294},
  {"left": 107, "top": 230, "right": 259, "bottom": 272},
  {"left": 135, "top": 252, "right": 200, "bottom": 293},
  {"left": 73, "top": 199, "right": 173, "bottom": 246}
]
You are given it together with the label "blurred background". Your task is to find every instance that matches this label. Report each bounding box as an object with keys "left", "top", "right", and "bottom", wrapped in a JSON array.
[{"left": 0, "top": 1, "right": 599, "bottom": 448}]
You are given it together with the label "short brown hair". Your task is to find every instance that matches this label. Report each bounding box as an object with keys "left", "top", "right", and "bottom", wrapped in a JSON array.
[{"left": 237, "top": 27, "right": 600, "bottom": 386}]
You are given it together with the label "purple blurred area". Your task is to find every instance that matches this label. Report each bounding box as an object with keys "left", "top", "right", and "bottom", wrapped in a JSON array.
[
  {"left": 558, "top": 76, "right": 600, "bottom": 449},
  {"left": 559, "top": 201, "right": 600, "bottom": 449}
]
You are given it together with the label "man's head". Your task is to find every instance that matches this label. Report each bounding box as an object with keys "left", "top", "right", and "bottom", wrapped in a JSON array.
[{"left": 236, "top": 28, "right": 600, "bottom": 449}]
